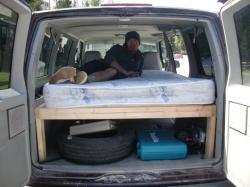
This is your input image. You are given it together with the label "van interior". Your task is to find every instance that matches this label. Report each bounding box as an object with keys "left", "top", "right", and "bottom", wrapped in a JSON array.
[{"left": 29, "top": 15, "right": 225, "bottom": 175}]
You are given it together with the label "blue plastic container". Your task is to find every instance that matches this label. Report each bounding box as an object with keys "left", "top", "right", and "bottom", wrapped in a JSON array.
[{"left": 137, "top": 130, "right": 187, "bottom": 160}]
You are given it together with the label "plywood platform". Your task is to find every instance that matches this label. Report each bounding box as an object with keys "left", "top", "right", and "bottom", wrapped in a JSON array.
[{"left": 35, "top": 104, "right": 216, "bottom": 162}]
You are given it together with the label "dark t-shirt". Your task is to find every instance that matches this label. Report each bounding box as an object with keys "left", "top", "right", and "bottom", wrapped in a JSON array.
[{"left": 105, "top": 44, "right": 144, "bottom": 79}]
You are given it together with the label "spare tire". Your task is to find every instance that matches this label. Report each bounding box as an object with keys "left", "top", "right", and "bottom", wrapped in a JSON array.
[{"left": 57, "top": 129, "right": 135, "bottom": 164}]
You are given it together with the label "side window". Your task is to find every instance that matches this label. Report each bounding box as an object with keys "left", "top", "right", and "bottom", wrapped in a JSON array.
[
  {"left": 74, "top": 41, "right": 84, "bottom": 67},
  {"left": 234, "top": 5, "right": 250, "bottom": 85},
  {"left": 54, "top": 35, "right": 73, "bottom": 72},
  {"left": 194, "top": 32, "right": 213, "bottom": 76},
  {"left": 169, "top": 33, "right": 189, "bottom": 77},
  {"left": 159, "top": 41, "right": 167, "bottom": 70},
  {"left": 0, "top": 3, "right": 18, "bottom": 89},
  {"left": 37, "top": 32, "right": 54, "bottom": 77}
]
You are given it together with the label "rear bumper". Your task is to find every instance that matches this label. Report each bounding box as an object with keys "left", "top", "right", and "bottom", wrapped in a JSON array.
[{"left": 29, "top": 166, "right": 226, "bottom": 186}]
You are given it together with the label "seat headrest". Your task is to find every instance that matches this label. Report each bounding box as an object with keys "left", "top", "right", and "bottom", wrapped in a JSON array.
[
  {"left": 82, "top": 51, "right": 102, "bottom": 64},
  {"left": 143, "top": 52, "right": 162, "bottom": 70}
]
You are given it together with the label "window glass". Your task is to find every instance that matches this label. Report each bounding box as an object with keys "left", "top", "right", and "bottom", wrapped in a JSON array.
[
  {"left": 195, "top": 32, "right": 213, "bottom": 76},
  {"left": 84, "top": 41, "right": 157, "bottom": 59},
  {"left": 54, "top": 35, "right": 73, "bottom": 72},
  {"left": 169, "top": 33, "right": 189, "bottom": 77},
  {"left": 0, "top": 3, "right": 18, "bottom": 89},
  {"left": 159, "top": 41, "right": 168, "bottom": 70},
  {"left": 37, "top": 32, "right": 54, "bottom": 77},
  {"left": 85, "top": 41, "right": 113, "bottom": 58},
  {"left": 74, "top": 41, "right": 84, "bottom": 67},
  {"left": 234, "top": 5, "right": 250, "bottom": 85},
  {"left": 139, "top": 43, "right": 157, "bottom": 53}
]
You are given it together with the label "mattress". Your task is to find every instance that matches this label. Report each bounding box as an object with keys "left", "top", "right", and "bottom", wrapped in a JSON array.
[{"left": 43, "top": 70, "right": 215, "bottom": 108}]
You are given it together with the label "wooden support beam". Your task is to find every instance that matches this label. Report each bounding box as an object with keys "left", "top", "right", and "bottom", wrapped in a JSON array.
[
  {"left": 205, "top": 116, "right": 216, "bottom": 159},
  {"left": 36, "top": 104, "right": 216, "bottom": 120},
  {"left": 36, "top": 118, "right": 46, "bottom": 162}
]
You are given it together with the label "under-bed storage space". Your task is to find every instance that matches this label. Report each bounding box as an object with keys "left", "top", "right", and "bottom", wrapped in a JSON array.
[{"left": 35, "top": 104, "right": 216, "bottom": 163}]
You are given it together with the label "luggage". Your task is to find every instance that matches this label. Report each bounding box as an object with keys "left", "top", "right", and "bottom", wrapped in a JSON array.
[
  {"left": 137, "top": 130, "right": 187, "bottom": 160},
  {"left": 69, "top": 120, "right": 116, "bottom": 135}
]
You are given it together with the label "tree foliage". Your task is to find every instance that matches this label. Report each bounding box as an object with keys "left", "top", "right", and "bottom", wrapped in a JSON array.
[
  {"left": 56, "top": 0, "right": 72, "bottom": 9},
  {"left": 26, "top": 0, "right": 43, "bottom": 11},
  {"left": 170, "top": 35, "right": 186, "bottom": 54},
  {"left": 85, "top": 0, "right": 100, "bottom": 7}
]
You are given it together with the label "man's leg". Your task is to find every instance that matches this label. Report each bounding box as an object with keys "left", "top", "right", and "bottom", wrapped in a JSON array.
[
  {"left": 49, "top": 67, "right": 88, "bottom": 84},
  {"left": 49, "top": 66, "right": 116, "bottom": 84},
  {"left": 88, "top": 68, "right": 117, "bottom": 82}
]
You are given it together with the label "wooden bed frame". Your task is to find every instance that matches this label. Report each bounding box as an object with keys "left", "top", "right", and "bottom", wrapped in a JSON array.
[{"left": 35, "top": 104, "right": 216, "bottom": 162}]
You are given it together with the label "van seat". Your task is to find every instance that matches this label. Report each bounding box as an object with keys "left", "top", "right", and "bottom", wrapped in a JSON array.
[
  {"left": 143, "top": 52, "right": 162, "bottom": 70},
  {"left": 82, "top": 51, "right": 102, "bottom": 64}
]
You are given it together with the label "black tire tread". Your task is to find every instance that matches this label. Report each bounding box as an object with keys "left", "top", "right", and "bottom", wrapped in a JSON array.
[{"left": 57, "top": 129, "right": 135, "bottom": 164}]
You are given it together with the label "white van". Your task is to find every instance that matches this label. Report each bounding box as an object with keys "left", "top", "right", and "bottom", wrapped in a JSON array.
[{"left": 0, "top": 0, "right": 249, "bottom": 186}]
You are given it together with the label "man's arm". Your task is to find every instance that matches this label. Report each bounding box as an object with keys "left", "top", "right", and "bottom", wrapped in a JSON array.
[
  {"left": 110, "top": 60, "right": 128, "bottom": 75},
  {"left": 105, "top": 45, "right": 139, "bottom": 77},
  {"left": 111, "top": 60, "right": 139, "bottom": 77},
  {"left": 138, "top": 55, "right": 144, "bottom": 76}
]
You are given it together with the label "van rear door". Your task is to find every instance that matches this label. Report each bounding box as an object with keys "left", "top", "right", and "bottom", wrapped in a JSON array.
[
  {"left": 221, "top": 0, "right": 250, "bottom": 186},
  {"left": 0, "top": 0, "right": 31, "bottom": 187}
]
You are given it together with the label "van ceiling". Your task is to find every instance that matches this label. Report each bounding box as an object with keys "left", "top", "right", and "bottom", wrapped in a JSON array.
[
  {"left": 48, "top": 17, "right": 196, "bottom": 41},
  {"left": 66, "top": 25, "right": 162, "bottom": 41}
]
